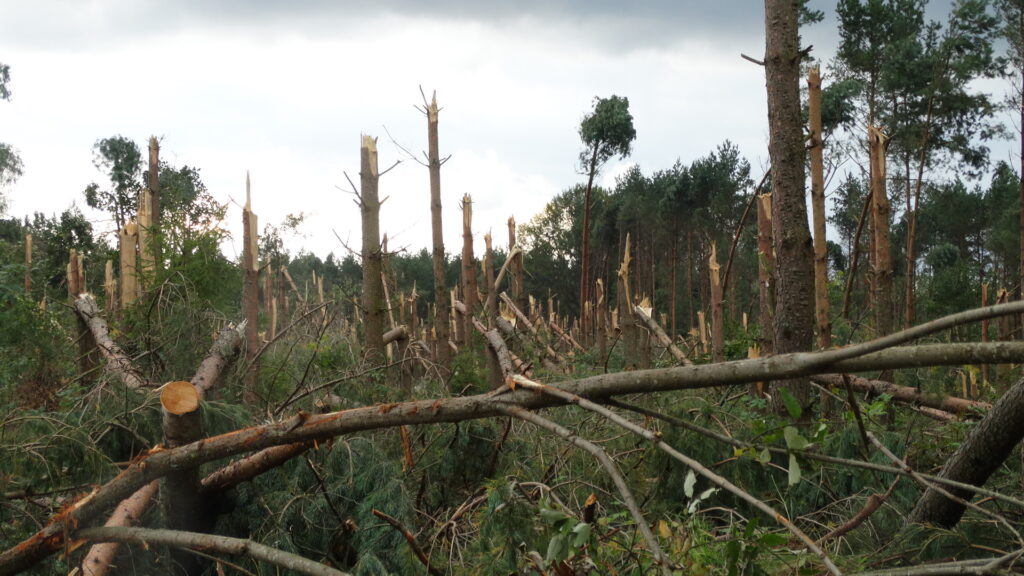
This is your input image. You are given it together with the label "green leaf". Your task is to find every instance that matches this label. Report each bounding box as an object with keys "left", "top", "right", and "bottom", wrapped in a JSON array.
[
  {"left": 783, "top": 426, "right": 809, "bottom": 451},
  {"left": 571, "top": 522, "right": 592, "bottom": 547},
  {"left": 540, "top": 507, "right": 566, "bottom": 525},
  {"left": 788, "top": 453, "right": 802, "bottom": 486},
  {"left": 684, "top": 469, "right": 697, "bottom": 498},
  {"left": 779, "top": 388, "right": 803, "bottom": 419},
  {"left": 758, "top": 448, "right": 771, "bottom": 465},
  {"left": 546, "top": 534, "right": 568, "bottom": 564},
  {"left": 760, "top": 533, "right": 789, "bottom": 547}
]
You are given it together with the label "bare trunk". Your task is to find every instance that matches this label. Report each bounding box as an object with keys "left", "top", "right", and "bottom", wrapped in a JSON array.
[
  {"left": 23, "top": 233, "right": 31, "bottom": 295},
  {"left": 426, "top": 94, "right": 451, "bottom": 372},
  {"left": 709, "top": 243, "right": 724, "bottom": 362},
  {"left": 841, "top": 188, "right": 873, "bottom": 319},
  {"left": 869, "top": 125, "right": 893, "bottom": 337},
  {"left": 483, "top": 233, "right": 502, "bottom": 386},
  {"left": 360, "top": 135, "right": 385, "bottom": 363},
  {"left": 73, "top": 294, "right": 148, "bottom": 389},
  {"left": 580, "top": 147, "right": 599, "bottom": 346},
  {"left": 119, "top": 222, "right": 139, "bottom": 309},
  {"left": 508, "top": 217, "right": 527, "bottom": 315},
  {"left": 148, "top": 136, "right": 161, "bottom": 272},
  {"left": 618, "top": 234, "right": 638, "bottom": 369},
  {"left": 460, "top": 194, "right": 478, "bottom": 348},
  {"left": 757, "top": 193, "right": 775, "bottom": 356},
  {"left": 765, "top": 0, "right": 814, "bottom": 415},
  {"left": 242, "top": 176, "right": 260, "bottom": 404},
  {"left": 808, "top": 65, "right": 830, "bottom": 350}
]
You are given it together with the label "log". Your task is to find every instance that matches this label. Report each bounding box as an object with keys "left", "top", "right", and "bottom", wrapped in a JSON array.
[
  {"left": 193, "top": 322, "right": 246, "bottom": 397},
  {"left": 810, "top": 374, "right": 990, "bottom": 417},
  {"left": 73, "top": 294, "right": 150, "bottom": 389},
  {"left": 77, "top": 481, "right": 159, "bottom": 576}
]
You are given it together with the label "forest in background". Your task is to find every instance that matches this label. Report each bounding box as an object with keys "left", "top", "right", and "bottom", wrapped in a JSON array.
[{"left": 3, "top": 0, "right": 1024, "bottom": 574}]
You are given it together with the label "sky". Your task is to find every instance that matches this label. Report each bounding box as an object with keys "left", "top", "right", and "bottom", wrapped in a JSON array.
[{"left": 0, "top": 0, "right": 1013, "bottom": 261}]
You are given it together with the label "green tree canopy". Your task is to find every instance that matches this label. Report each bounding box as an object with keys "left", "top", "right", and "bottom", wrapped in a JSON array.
[{"left": 84, "top": 135, "right": 143, "bottom": 230}]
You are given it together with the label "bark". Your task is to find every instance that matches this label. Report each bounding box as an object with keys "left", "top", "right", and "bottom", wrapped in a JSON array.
[
  {"left": 841, "top": 188, "right": 873, "bottom": 319},
  {"left": 160, "top": 381, "right": 208, "bottom": 575},
  {"left": 908, "top": 373, "right": 1024, "bottom": 528},
  {"left": 580, "top": 146, "right": 599, "bottom": 346},
  {"left": 633, "top": 305, "right": 693, "bottom": 365},
  {"left": 23, "top": 234, "right": 31, "bottom": 295},
  {"left": 482, "top": 234, "right": 502, "bottom": 385},
  {"left": 810, "top": 374, "right": 990, "bottom": 416},
  {"left": 242, "top": 176, "right": 260, "bottom": 404},
  {"left": 765, "top": 0, "right": 814, "bottom": 414},
  {"left": 78, "top": 481, "right": 159, "bottom": 576},
  {"left": 473, "top": 317, "right": 514, "bottom": 381},
  {"left": 147, "top": 136, "right": 161, "bottom": 272},
  {"left": 360, "top": 135, "right": 385, "bottom": 363},
  {"left": 281, "top": 267, "right": 305, "bottom": 304},
  {"left": 869, "top": 125, "right": 893, "bottom": 336},
  {"left": 426, "top": 93, "right": 451, "bottom": 372},
  {"left": 119, "top": 222, "right": 139, "bottom": 309},
  {"left": 200, "top": 443, "right": 312, "bottom": 493},
  {"left": 499, "top": 292, "right": 562, "bottom": 365},
  {"left": 757, "top": 192, "right": 775, "bottom": 355},
  {"left": 618, "top": 234, "right": 639, "bottom": 369},
  {"left": 77, "top": 527, "right": 349, "bottom": 576},
  {"left": 103, "top": 260, "right": 115, "bottom": 316},
  {"left": 7, "top": 338, "right": 1024, "bottom": 575},
  {"left": 193, "top": 322, "right": 245, "bottom": 397},
  {"left": 508, "top": 217, "right": 527, "bottom": 315},
  {"left": 460, "top": 194, "right": 478, "bottom": 347},
  {"left": 137, "top": 188, "right": 153, "bottom": 281},
  {"left": 73, "top": 295, "right": 150, "bottom": 389},
  {"left": 68, "top": 251, "right": 99, "bottom": 382},
  {"left": 597, "top": 279, "right": 608, "bottom": 363},
  {"left": 709, "top": 243, "right": 725, "bottom": 362},
  {"left": 808, "top": 65, "right": 831, "bottom": 350}
]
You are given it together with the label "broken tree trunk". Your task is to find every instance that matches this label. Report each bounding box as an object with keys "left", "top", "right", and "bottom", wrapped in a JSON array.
[
  {"left": 709, "top": 243, "right": 724, "bottom": 362},
  {"left": 137, "top": 187, "right": 154, "bottom": 283},
  {"left": 73, "top": 294, "right": 149, "bottom": 389},
  {"left": 808, "top": 65, "right": 831, "bottom": 350},
  {"left": 757, "top": 193, "right": 774, "bottom": 356},
  {"left": 908, "top": 372, "right": 1024, "bottom": 528},
  {"left": 633, "top": 305, "right": 693, "bottom": 366},
  {"left": 619, "top": 233, "right": 639, "bottom": 369},
  {"left": 425, "top": 91, "right": 451, "bottom": 373},
  {"left": 68, "top": 250, "right": 99, "bottom": 382},
  {"left": 242, "top": 174, "right": 260, "bottom": 404},
  {"left": 147, "top": 136, "right": 161, "bottom": 273},
  {"left": 360, "top": 135, "right": 386, "bottom": 363},
  {"left": 869, "top": 125, "right": 893, "bottom": 337},
  {"left": 79, "top": 481, "right": 159, "bottom": 576},
  {"left": 508, "top": 217, "right": 527, "bottom": 315},
  {"left": 119, "top": 222, "right": 139, "bottom": 309},
  {"left": 810, "top": 374, "right": 990, "bottom": 416},
  {"left": 460, "top": 194, "right": 478, "bottom": 347}
]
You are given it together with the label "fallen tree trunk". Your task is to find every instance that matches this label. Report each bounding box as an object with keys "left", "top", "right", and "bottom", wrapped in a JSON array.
[
  {"left": 634, "top": 305, "right": 693, "bottom": 366},
  {"left": 6, "top": 338, "right": 1024, "bottom": 575},
  {"left": 72, "top": 294, "right": 150, "bottom": 389},
  {"left": 810, "top": 374, "right": 990, "bottom": 417},
  {"left": 907, "top": 372, "right": 1024, "bottom": 528},
  {"left": 77, "top": 482, "right": 159, "bottom": 576}
]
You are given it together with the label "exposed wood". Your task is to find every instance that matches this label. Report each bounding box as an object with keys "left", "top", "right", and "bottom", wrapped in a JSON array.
[
  {"left": 78, "top": 481, "right": 159, "bottom": 576},
  {"left": 460, "top": 194, "right": 478, "bottom": 347},
  {"left": 472, "top": 317, "right": 513, "bottom": 381},
  {"left": 508, "top": 216, "right": 527, "bottom": 315},
  {"left": 193, "top": 322, "right": 245, "bottom": 397},
  {"left": 757, "top": 193, "right": 774, "bottom": 355},
  {"left": 808, "top": 65, "right": 831, "bottom": 350},
  {"left": 242, "top": 175, "right": 260, "bottom": 404},
  {"left": 618, "top": 233, "right": 638, "bottom": 368},
  {"left": 119, "top": 222, "right": 139, "bottom": 309},
  {"left": 281, "top": 267, "right": 305, "bottom": 303},
  {"left": 499, "top": 292, "right": 562, "bottom": 365},
  {"left": 72, "top": 294, "right": 150, "bottom": 389},
  {"left": 161, "top": 381, "right": 199, "bottom": 416},
  {"left": 77, "top": 526, "right": 350, "bottom": 576},
  {"left": 7, "top": 339, "right": 1024, "bottom": 575},
  {"left": 981, "top": 283, "right": 989, "bottom": 388},
  {"left": 360, "top": 135, "right": 385, "bottom": 363},
  {"left": 425, "top": 91, "right": 451, "bottom": 373},
  {"left": 103, "top": 260, "right": 115, "bottom": 316},
  {"left": 709, "top": 243, "right": 724, "bottom": 362},
  {"left": 869, "top": 125, "right": 893, "bottom": 337},
  {"left": 137, "top": 188, "right": 153, "bottom": 281},
  {"left": 596, "top": 279, "right": 608, "bottom": 364},
  {"left": 633, "top": 305, "right": 693, "bottom": 365}
]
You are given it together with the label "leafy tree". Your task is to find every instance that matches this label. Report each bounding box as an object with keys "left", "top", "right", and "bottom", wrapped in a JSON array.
[
  {"left": 0, "top": 62, "right": 22, "bottom": 206},
  {"left": 995, "top": 0, "right": 1024, "bottom": 303},
  {"left": 83, "top": 135, "right": 142, "bottom": 231},
  {"left": 577, "top": 95, "right": 636, "bottom": 339}
]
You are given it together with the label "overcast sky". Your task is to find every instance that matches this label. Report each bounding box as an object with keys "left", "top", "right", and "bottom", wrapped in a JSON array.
[{"left": 0, "top": 0, "right": 1010, "bottom": 260}]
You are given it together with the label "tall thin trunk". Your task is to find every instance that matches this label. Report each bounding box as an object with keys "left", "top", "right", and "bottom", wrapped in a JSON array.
[
  {"left": 1019, "top": 66, "right": 1024, "bottom": 336},
  {"left": 686, "top": 229, "right": 694, "bottom": 330},
  {"left": 580, "top": 147, "right": 599, "bottom": 346},
  {"left": 869, "top": 125, "right": 893, "bottom": 337},
  {"left": 241, "top": 176, "right": 259, "bottom": 404},
  {"left": 508, "top": 216, "right": 527, "bottom": 315},
  {"left": 120, "top": 222, "right": 139, "bottom": 309},
  {"left": 670, "top": 235, "right": 678, "bottom": 339},
  {"left": 426, "top": 94, "right": 451, "bottom": 371},
  {"left": 808, "top": 65, "right": 831, "bottom": 350},
  {"left": 765, "top": 0, "right": 814, "bottom": 414},
  {"left": 148, "top": 136, "right": 161, "bottom": 272},
  {"left": 483, "top": 233, "right": 502, "bottom": 386},
  {"left": 618, "top": 234, "right": 638, "bottom": 370},
  {"left": 757, "top": 193, "right": 775, "bottom": 355},
  {"left": 461, "top": 194, "right": 478, "bottom": 347},
  {"left": 360, "top": 135, "right": 385, "bottom": 363},
  {"left": 709, "top": 243, "right": 724, "bottom": 362},
  {"left": 23, "top": 233, "right": 31, "bottom": 295},
  {"left": 905, "top": 97, "right": 936, "bottom": 330}
]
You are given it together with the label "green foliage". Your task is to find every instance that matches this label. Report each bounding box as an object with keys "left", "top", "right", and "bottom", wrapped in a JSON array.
[
  {"left": 84, "top": 135, "right": 142, "bottom": 230},
  {"left": 578, "top": 95, "right": 637, "bottom": 173}
]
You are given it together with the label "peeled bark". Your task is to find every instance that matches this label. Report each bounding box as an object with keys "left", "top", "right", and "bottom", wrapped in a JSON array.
[
  {"left": 869, "top": 125, "right": 893, "bottom": 337},
  {"left": 73, "top": 294, "right": 150, "bottom": 389},
  {"left": 360, "top": 135, "right": 385, "bottom": 363},
  {"left": 908, "top": 373, "right": 1024, "bottom": 528},
  {"left": 808, "top": 65, "right": 831, "bottom": 350},
  {"left": 765, "top": 0, "right": 814, "bottom": 414},
  {"left": 242, "top": 175, "right": 260, "bottom": 404},
  {"left": 425, "top": 93, "right": 451, "bottom": 372}
]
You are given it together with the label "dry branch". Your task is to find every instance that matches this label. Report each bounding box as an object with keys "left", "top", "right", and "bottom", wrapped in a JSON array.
[
  {"left": 633, "top": 305, "right": 693, "bottom": 365},
  {"left": 77, "top": 526, "right": 349, "bottom": 576},
  {"left": 371, "top": 509, "right": 444, "bottom": 576},
  {"left": 6, "top": 320, "right": 1024, "bottom": 574},
  {"left": 811, "top": 374, "right": 990, "bottom": 416},
  {"left": 72, "top": 294, "right": 150, "bottom": 389}
]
